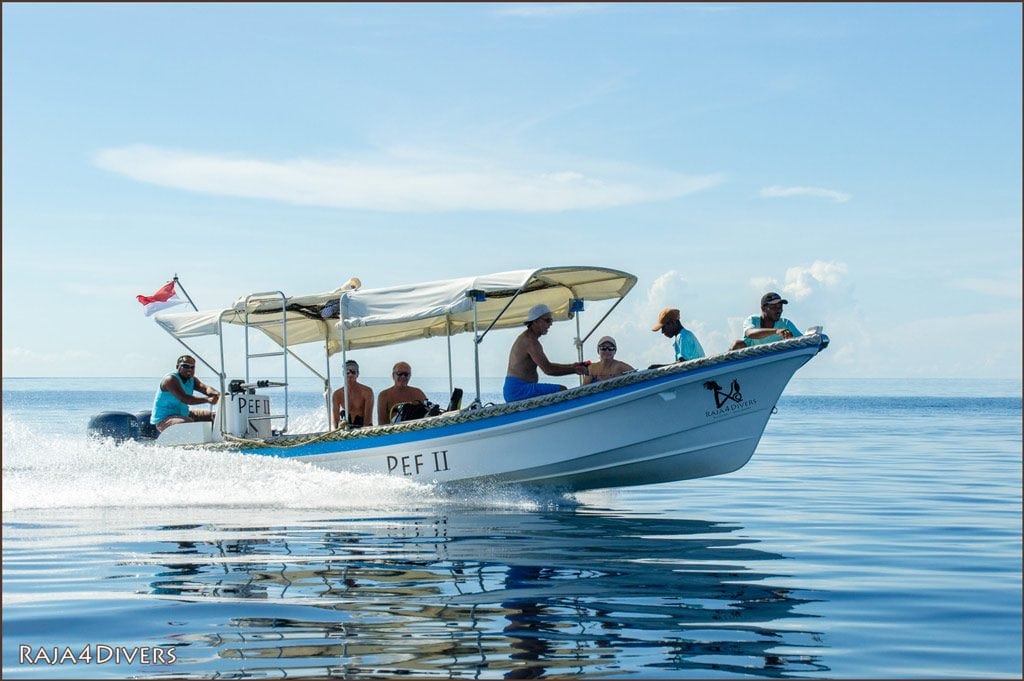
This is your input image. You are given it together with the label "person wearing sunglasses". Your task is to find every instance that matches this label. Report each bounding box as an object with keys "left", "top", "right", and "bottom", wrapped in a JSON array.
[
  {"left": 504, "top": 303, "right": 590, "bottom": 403},
  {"left": 150, "top": 354, "right": 220, "bottom": 432},
  {"left": 330, "top": 360, "right": 375, "bottom": 429},
  {"left": 582, "top": 336, "right": 635, "bottom": 384},
  {"left": 729, "top": 292, "right": 802, "bottom": 350},
  {"left": 652, "top": 308, "right": 706, "bottom": 363},
  {"left": 378, "top": 361, "right": 428, "bottom": 425}
]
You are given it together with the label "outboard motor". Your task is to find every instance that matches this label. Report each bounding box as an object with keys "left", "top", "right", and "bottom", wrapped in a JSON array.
[
  {"left": 86, "top": 411, "right": 141, "bottom": 443},
  {"left": 134, "top": 410, "right": 161, "bottom": 440}
]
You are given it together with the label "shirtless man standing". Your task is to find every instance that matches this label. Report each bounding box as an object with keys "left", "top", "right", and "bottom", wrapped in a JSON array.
[
  {"left": 503, "top": 304, "right": 589, "bottom": 403},
  {"left": 330, "top": 360, "right": 375, "bottom": 429}
]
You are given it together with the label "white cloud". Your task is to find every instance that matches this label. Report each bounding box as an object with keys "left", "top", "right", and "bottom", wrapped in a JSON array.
[
  {"left": 781, "top": 261, "right": 849, "bottom": 300},
  {"left": 737, "top": 260, "right": 859, "bottom": 374},
  {"left": 954, "top": 269, "right": 1022, "bottom": 300},
  {"left": 758, "top": 185, "right": 851, "bottom": 203},
  {"left": 732, "top": 261, "right": 1021, "bottom": 378},
  {"left": 94, "top": 145, "right": 722, "bottom": 213},
  {"left": 588, "top": 271, "right": 738, "bottom": 367},
  {"left": 748, "top": 260, "right": 849, "bottom": 302},
  {"left": 497, "top": 3, "right": 608, "bottom": 18},
  {"left": 646, "top": 270, "right": 685, "bottom": 310}
]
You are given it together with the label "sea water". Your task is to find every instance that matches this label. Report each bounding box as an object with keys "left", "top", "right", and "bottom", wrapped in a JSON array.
[{"left": 2, "top": 377, "right": 1021, "bottom": 679}]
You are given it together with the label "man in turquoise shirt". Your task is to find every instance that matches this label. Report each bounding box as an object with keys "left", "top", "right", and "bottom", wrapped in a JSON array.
[
  {"left": 730, "top": 292, "right": 802, "bottom": 350},
  {"left": 652, "top": 307, "right": 705, "bottom": 362},
  {"left": 151, "top": 355, "right": 220, "bottom": 432}
]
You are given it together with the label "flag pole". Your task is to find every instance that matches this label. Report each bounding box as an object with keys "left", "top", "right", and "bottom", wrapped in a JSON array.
[{"left": 172, "top": 274, "right": 199, "bottom": 311}]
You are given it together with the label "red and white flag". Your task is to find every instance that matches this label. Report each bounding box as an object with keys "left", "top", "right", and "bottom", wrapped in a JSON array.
[{"left": 137, "top": 281, "right": 184, "bottom": 316}]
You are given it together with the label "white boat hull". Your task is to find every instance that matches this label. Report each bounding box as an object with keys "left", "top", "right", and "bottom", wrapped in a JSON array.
[{"left": 224, "top": 336, "right": 826, "bottom": 492}]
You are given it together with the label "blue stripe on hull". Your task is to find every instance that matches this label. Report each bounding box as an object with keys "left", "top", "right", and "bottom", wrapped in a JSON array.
[{"left": 242, "top": 344, "right": 814, "bottom": 459}]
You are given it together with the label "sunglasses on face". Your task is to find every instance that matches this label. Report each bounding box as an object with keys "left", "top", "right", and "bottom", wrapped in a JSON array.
[
  {"left": 346, "top": 369, "right": 358, "bottom": 375},
  {"left": 394, "top": 371, "right": 411, "bottom": 378},
  {"left": 178, "top": 363, "right": 195, "bottom": 369},
  {"left": 598, "top": 345, "right": 616, "bottom": 352}
]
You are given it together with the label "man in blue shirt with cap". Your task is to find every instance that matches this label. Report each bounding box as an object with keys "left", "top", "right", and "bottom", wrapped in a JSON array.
[
  {"left": 652, "top": 307, "right": 705, "bottom": 362},
  {"left": 730, "top": 292, "right": 803, "bottom": 350}
]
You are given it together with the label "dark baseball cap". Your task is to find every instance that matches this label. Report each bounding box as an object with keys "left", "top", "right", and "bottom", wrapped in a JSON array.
[{"left": 760, "top": 292, "right": 788, "bottom": 306}]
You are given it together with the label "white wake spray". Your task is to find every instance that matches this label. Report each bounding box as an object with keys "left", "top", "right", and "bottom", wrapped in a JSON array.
[{"left": 2, "top": 414, "right": 577, "bottom": 514}]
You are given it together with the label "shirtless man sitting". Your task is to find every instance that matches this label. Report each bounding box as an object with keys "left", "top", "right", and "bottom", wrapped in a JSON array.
[
  {"left": 377, "top": 361, "right": 428, "bottom": 424},
  {"left": 330, "top": 360, "right": 375, "bottom": 429},
  {"left": 503, "top": 304, "right": 589, "bottom": 403}
]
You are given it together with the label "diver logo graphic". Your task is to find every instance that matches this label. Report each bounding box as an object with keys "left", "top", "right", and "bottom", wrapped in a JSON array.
[
  {"left": 702, "top": 379, "right": 756, "bottom": 419},
  {"left": 703, "top": 379, "right": 743, "bottom": 409}
]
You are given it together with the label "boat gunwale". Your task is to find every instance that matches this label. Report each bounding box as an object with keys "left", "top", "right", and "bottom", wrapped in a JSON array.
[{"left": 205, "top": 334, "right": 827, "bottom": 454}]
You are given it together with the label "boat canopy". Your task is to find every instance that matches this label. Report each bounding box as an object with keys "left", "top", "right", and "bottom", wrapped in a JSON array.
[
  {"left": 152, "top": 278, "right": 363, "bottom": 347},
  {"left": 154, "top": 267, "right": 636, "bottom": 355},
  {"left": 340, "top": 266, "right": 636, "bottom": 351}
]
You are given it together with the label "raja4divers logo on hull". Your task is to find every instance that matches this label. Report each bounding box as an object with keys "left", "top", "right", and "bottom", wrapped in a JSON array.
[{"left": 703, "top": 379, "right": 758, "bottom": 418}]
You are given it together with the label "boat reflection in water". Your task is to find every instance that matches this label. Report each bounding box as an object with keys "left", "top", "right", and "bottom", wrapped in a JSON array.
[{"left": 147, "top": 510, "right": 828, "bottom": 678}]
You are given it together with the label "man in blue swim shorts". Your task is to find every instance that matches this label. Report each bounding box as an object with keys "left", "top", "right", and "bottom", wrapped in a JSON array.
[{"left": 503, "top": 304, "right": 590, "bottom": 403}]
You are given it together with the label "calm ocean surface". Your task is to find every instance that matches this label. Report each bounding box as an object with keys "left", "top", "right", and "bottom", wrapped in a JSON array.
[{"left": 2, "top": 377, "right": 1021, "bottom": 679}]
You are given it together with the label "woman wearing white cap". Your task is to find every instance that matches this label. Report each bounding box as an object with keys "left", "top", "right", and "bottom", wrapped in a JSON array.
[
  {"left": 582, "top": 336, "right": 635, "bottom": 384},
  {"left": 503, "top": 303, "right": 590, "bottom": 403}
]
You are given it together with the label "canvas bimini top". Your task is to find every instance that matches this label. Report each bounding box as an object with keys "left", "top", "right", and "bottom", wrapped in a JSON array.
[
  {"left": 153, "top": 266, "right": 637, "bottom": 354},
  {"left": 338, "top": 265, "right": 636, "bottom": 351}
]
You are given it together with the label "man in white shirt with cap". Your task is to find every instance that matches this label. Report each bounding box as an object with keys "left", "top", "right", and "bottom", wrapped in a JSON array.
[{"left": 503, "top": 303, "right": 590, "bottom": 402}]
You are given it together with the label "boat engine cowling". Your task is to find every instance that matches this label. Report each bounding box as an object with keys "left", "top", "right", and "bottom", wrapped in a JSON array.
[
  {"left": 134, "top": 411, "right": 161, "bottom": 440},
  {"left": 86, "top": 411, "right": 141, "bottom": 443}
]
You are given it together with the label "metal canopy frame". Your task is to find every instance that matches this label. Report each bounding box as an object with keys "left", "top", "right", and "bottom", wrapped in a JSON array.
[{"left": 155, "top": 267, "right": 636, "bottom": 434}]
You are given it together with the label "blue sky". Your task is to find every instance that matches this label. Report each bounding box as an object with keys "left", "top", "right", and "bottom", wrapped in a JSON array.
[{"left": 3, "top": 3, "right": 1021, "bottom": 381}]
